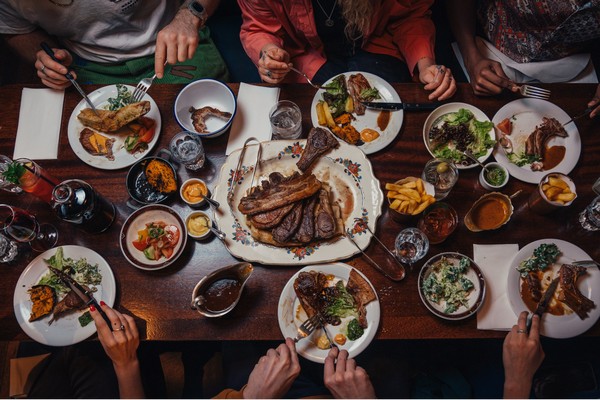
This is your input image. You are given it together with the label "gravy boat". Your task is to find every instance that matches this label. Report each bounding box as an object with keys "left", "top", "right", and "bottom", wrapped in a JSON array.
[
  {"left": 464, "top": 192, "right": 514, "bottom": 232},
  {"left": 190, "top": 262, "right": 253, "bottom": 317}
]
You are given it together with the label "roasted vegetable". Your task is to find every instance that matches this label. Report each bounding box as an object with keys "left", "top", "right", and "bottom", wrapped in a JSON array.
[{"left": 28, "top": 285, "right": 56, "bottom": 322}]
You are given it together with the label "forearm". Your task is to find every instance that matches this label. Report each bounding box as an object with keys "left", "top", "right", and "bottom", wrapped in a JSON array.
[
  {"left": 446, "top": 0, "right": 480, "bottom": 64},
  {"left": 3, "top": 30, "right": 59, "bottom": 64},
  {"left": 114, "top": 361, "right": 144, "bottom": 399},
  {"left": 503, "top": 379, "right": 532, "bottom": 399}
]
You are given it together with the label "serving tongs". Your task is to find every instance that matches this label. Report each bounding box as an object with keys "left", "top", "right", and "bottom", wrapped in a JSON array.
[
  {"left": 227, "top": 137, "right": 263, "bottom": 209},
  {"left": 344, "top": 219, "right": 406, "bottom": 281}
]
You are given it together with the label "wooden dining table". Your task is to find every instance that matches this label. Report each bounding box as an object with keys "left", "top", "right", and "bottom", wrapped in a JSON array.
[{"left": 1, "top": 82, "right": 599, "bottom": 344}]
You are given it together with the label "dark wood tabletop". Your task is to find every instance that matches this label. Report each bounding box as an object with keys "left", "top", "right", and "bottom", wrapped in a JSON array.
[{"left": 0, "top": 82, "right": 599, "bottom": 342}]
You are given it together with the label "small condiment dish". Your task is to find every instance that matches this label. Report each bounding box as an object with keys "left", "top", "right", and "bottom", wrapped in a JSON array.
[
  {"left": 190, "top": 262, "right": 253, "bottom": 317},
  {"left": 479, "top": 162, "right": 509, "bottom": 190},
  {"left": 180, "top": 178, "right": 209, "bottom": 208},
  {"left": 464, "top": 192, "right": 514, "bottom": 232},
  {"left": 185, "top": 210, "right": 212, "bottom": 240},
  {"left": 387, "top": 176, "right": 435, "bottom": 223}
]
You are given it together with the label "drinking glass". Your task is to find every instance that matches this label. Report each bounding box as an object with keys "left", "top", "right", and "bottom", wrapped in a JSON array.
[
  {"left": 0, "top": 155, "right": 23, "bottom": 194},
  {"left": 417, "top": 202, "right": 458, "bottom": 244},
  {"left": 421, "top": 158, "right": 459, "bottom": 200},
  {"left": 169, "top": 132, "right": 205, "bottom": 170},
  {"left": 394, "top": 227, "right": 429, "bottom": 270},
  {"left": 0, "top": 233, "right": 18, "bottom": 263},
  {"left": 14, "top": 158, "right": 60, "bottom": 203},
  {"left": 579, "top": 196, "right": 600, "bottom": 231},
  {"left": 269, "top": 100, "right": 302, "bottom": 140},
  {"left": 0, "top": 204, "right": 58, "bottom": 252}
]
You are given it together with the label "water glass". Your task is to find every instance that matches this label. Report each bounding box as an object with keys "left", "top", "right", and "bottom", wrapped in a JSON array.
[
  {"left": 0, "top": 233, "right": 18, "bottom": 263},
  {"left": 579, "top": 196, "right": 600, "bottom": 231},
  {"left": 269, "top": 100, "right": 302, "bottom": 140},
  {"left": 421, "top": 158, "right": 459, "bottom": 200},
  {"left": 168, "top": 132, "right": 205, "bottom": 170},
  {"left": 0, "top": 155, "right": 23, "bottom": 194},
  {"left": 394, "top": 227, "right": 429, "bottom": 269}
]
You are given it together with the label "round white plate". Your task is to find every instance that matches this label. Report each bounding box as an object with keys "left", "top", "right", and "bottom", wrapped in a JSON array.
[
  {"left": 278, "top": 263, "right": 380, "bottom": 363},
  {"left": 67, "top": 84, "right": 162, "bottom": 170},
  {"left": 13, "top": 245, "right": 116, "bottom": 346},
  {"left": 120, "top": 204, "right": 188, "bottom": 271},
  {"left": 492, "top": 99, "right": 581, "bottom": 184},
  {"left": 507, "top": 239, "right": 600, "bottom": 338},
  {"left": 310, "top": 71, "right": 403, "bottom": 154},
  {"left": 423, "top": 102, "right": 495, "bottom": 169},
  {"left": 418, "top": 252, "right": 486, "bottom": 320},
  {"left": 211, "top": 139, "right": 384, "bottom": 265}
]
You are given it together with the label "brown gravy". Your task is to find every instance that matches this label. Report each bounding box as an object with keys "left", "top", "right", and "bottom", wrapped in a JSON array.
[
  {"left": 202, "top": 278, "right": 242, "bottom": 312},
  {"left": 377, "top": 111, "right": 390, "bottom": 131},
  {"left": 520, "top": 271, "right": 566, "bottom": 316},
  {"left": 471, "top": 198, "right": 508, "bottom": 230},
  {"left": 543, "top": 145, "right": 566, "bottom": 170}
]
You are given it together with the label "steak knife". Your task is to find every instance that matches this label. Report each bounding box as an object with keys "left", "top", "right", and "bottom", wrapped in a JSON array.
[
  {"left": 48, "top": 266, "right": 113, "bottom": 330},
  {"left": 526, "top": 277, "right": 559, "bottom": 333},
  {"left": 360, "top": 101, "right": 441, "bottom": 111},
  {"left": 40, "top": 42, "right": 100, "bottom": 117}
]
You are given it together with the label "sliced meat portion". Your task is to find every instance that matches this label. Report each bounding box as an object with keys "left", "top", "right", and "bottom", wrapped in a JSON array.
[
  {"left": 524, "top": 117, "right": 568, "bottom": 161},
  {"left": 272, "top": 201, "right": 304, "bottom": 243},
  {"left": 347, "top": 73, "right": 372, "bottom": 116},
  {"left": 49, "top": 287, "right": 90, "bottom": 324},
  {"left": 238, "top": 173, "right": 322, "bottom": 215},
  {"left": 79, "top": 128, "right": 116, "bottom": 160},
  {"left": 558, "top": 264, "right": 596, "bottom": 319},
  {"left": 294, "top": 195, "right": 318, "bottom": 243},
  {"left": 293, "top": 271, "right": 328, "bottom": 319},
  {"left": 78, "top": 101, "right": 151, "bottom": 132},
  {"left": 189, "top": 106, "right": 232, "bottom": 133},
  {"left": 296, "top": 127, "right": 339, "bottom": 171},
  {"left": 525, "top": 271, "right": 543, "bottom": 303},
  {"left": 314, "top": 189, "right": 336, "bottom": 239},
  {"left": 250, "top": 203, "right": 295, "bottom": 229},
  {"left": 346, "top": 269, "right": 376, "bottom": 329}
]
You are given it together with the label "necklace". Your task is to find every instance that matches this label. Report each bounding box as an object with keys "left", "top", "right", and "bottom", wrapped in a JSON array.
[{"left": 315, "top": 0, "right": 337, "bottom": 27}]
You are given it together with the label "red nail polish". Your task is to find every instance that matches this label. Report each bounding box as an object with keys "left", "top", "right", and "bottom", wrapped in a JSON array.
[
  {"left": 100, "top": 301, "right": 106, "bottom": 306},
  {"left": 90, "top": 305, "right": 96, "bottom": 312}
]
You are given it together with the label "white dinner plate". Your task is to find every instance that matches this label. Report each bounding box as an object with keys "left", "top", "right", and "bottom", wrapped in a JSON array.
[
  {"left": 278, "top": 263, "right": 380, "bottom": 363},
  {"left": 492, "top": 99, "right": 581, "bottom": 184},
  {"left": 13, "top": 245, "right": 116, "bottom": 346},
  {"left": 310, "top": 71, "right": 403, "bottom": 154},
  {"left": 211, "top": 139, "right": 384, "bottom": 265},
  {"left": 507, "top": 239, "right": 600, "bottom": 338},
  {"left": 119, "top": 204, "right": 188, "bottom": 271},
  {"left": 422, "top": 102, "right": 495, "bottom": 169},
  {"left": 67, "top": 84, "right": 162, "bottom": 170}
]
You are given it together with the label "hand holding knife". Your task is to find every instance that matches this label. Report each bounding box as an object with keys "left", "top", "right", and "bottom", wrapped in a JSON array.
[
  {"left": 40, "top": 42, "right": 100, "bottom": 117},
  {"left": 48, "top": 266, "right": 113, "bottom": 330},
  {"left": 526, "top": 277, "right": 559, "bottom": 333}
]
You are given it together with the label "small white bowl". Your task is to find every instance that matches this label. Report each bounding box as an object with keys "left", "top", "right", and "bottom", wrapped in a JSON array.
[
  {"left": 185, "top": 211, "right": 212, "bottom": 240},
  {"left": 180, "top": 178, "right": 209, "bottom": 208},
  {"left": 479, "top": 162, "right": 509, "bottom": 190},
  {"left": 174, "top": 79, "right": 236, "bottom": 139}
]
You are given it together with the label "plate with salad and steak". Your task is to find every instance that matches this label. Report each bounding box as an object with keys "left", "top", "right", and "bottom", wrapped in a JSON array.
[
  {"left": 423, "top": 103, "right": 496, "bottom": 169},
  {"left": 310, "top": 71, "right": 403, "bottom": 154},
  {"left": 278, "top": 263, "right": 380, "bottom": 363},
  {"left": 67, "top": 84, "right": 161, "bottom": 170}
]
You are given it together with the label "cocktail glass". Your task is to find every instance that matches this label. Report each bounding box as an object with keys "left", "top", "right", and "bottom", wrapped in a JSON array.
[
  {"left": 421, "top": 158, "right": 459, "bottom": 200},
  {"left": 417, "top": 202, "right": 458, "bottom": 244},
  {"left": 0, "top": 155, "right": 23, "bottom": 194},
  {"left": 0, "top": 204, "right": 58, "bottom": 252},
  {"left": 14, "top": 158, "right": 59, "bottom": 203}
]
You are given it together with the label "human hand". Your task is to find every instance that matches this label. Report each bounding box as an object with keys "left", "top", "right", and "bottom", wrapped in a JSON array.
[
  {"left": 588, "top": 84, "right": 600, "bottom": 118},
  {"left": 242, "top": 338, "right": 300, "bottom": 399},
  {"left": 420, "top": 64, "right": 457, "bottom": 101},
  {"left": 35, "top": 47, "right": 73, "bottom": 90},
  {"left": 90, "top": 301, "right": 140, "bottom": 371},
  {"left": 466, "top": 55, "right": 513, "bottom": 96},
  {"left": 155, "top": 8, "right": 202, "bottom": 78},
  {"left": 503, "top": 311, "right": 545, "bottom": 398},
  {"left": 324, "top": 346, "right": 376, "bottom": 399},
  {"left": 258, "top": 44, "right": 292, "bottom": 84}
]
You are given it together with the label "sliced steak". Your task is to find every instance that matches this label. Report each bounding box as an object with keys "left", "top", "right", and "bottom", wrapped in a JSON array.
[
  {"left": 250, "top": 203, "right": 295, "bottom": 229},
  {"left": 294, "top": 195, "right": 318, "bottom": 243},
  {"left": 293, "top": 271, "right": 328, "bottom": 318},
  {"left": 315, "top": 189, "right": 336, "bottom": 239},
  {"left": 558, "top": 264, "right": 596, "bottom": 319},
  {"left": 296, "top": 127, "right": 339, "bottom": 172},
  {"left": 271, "top": 201, "right": 304, "bottom": 243},
  {"left": 347, "top": 73, "right": 372, "bottom": 115}
]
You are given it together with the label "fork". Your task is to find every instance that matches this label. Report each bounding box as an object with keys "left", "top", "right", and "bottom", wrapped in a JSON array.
[
  {"left": 289, "top": 66, "right": 326, "bottom": 90},
  {"left": 511, "top": 83, "right": 551, "bottom": 100},
  {"left": 572, "top": 260, "right": 600, "bottom": 268},
  {"left": 131, "top": 72, "right": 157, "bottom": 103},
  {"left": 293, "top": 314, "right": 320, "bottom": 343}
]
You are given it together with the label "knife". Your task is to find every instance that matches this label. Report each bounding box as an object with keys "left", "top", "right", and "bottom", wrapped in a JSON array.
[
  {"left": 360, "top": 101, "right": 441, "bottom": 111},
  {"left": 48, "top": 266, "right": 113, "bottom": 330},
  {"left": 526, "top": 277, "right": 559, "bottom": 333},
  {"left": 40, "top": 42, "right": 100, "bottom": 117},
  {"left": 317, "top": 313, "right": 337, "bottom": 348}
]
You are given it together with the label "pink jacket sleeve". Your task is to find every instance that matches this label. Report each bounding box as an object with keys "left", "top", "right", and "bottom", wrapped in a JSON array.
[{"left": 237, "top": 0, "right": 285, "bottom": 66}]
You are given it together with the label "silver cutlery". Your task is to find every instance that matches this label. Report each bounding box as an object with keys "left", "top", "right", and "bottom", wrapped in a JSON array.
[
  {"left": 572, "top": 260, "right": 600, "bottom": 268},
  {"left": 462, "top": 150, "right": 490, "bottom": 170},
  {"left": 289, "top": 66, "right": 326, "bottom": 90},
  {"left": 131, "top": 73, "right": 157, "bottom": 103},
  {"left": 209, "top": 225, "right": 226, "bottom": 241},
  {"left": 360, "top": 101, "right": 441, "bottom": 111},
  {"left": 317, "top": 314, "right": 336, "bottom": 348},
  {"left": 563, "top": 107, "right": 593, "bottom": 126},
  {"left": 293, "top": 314, "right": 319, "bottom": 343},
  {"left": 512, "top": 84, "right": 551, "bottom": 100}
]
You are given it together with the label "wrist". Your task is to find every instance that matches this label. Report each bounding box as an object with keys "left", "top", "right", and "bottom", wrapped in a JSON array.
[
  {"left": 113, "top": 359, "right": 140, "bottom": 375},
  {"left": 181, "top": 0, "right": 207, "bottom": 29},
  {"left": 503, "top": 377, "right": 532, "bottom": 398}
]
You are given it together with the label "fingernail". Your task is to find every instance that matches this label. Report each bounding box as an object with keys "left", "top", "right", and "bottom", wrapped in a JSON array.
[
  {"left": 89, "top": 304, "right": 96, "bottom": 312},
  {"left": 100, "top": 301, "right": 106, "bottom": 306}
]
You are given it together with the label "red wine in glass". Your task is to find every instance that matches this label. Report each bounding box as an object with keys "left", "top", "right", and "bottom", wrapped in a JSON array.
[{"left": 0, "top": 205, "right": 58, "bottom": 252}]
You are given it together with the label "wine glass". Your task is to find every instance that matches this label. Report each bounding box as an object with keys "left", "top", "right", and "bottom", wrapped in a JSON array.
[
  {"left": 0, "top": 204, "right": 58, "bottom": 252},
  {"left": 394, "top": 227, "right": 429, "bottom": 270}
]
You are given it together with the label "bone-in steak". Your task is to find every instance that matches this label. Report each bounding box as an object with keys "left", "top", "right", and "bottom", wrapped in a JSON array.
[{"left": 296, "top": 127, "right": 339, "bottom": 172}]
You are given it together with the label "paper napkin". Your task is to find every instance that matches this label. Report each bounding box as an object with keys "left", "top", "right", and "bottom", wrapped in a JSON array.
[
  {"left": 13, "top": 88, "right": 64, "bottom": 160},
  {"left": 474, "top": 243, "right": 519, "bottom": 330},
  {"left": 226, "top": 83, "right": 280, "bottom": 155}
]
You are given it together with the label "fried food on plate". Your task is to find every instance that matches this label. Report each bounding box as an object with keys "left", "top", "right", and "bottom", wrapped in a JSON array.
[{"left": 78, "top": 101, "right": 151, "bottom": 132}]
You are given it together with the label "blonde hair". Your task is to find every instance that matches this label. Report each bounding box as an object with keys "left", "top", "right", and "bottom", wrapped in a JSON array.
[{"left": 339, "top": 0, "right": 374, "bottom": 41}]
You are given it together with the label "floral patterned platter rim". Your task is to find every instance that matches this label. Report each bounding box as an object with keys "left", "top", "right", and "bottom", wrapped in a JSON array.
[{"left": 212, "top": 139, "right": 384, "bottom": 265}]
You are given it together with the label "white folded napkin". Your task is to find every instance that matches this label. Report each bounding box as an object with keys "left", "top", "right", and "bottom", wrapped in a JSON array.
[
  {"left": 474, "top": 243, "right": 519, "bottom": 330},
  {"left": 226, "top": 83, "right": 280, "bottom": 155},
  {"left": 13, "top": 88, "right": 64, "bottom": 160}
]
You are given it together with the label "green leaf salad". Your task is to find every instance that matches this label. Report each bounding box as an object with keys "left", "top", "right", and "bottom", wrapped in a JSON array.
[
  {"left": 37, "top": 247, "right": 102, "bottom": 295},
  {"left": 517, "top": 243, "right": 560, "bottom": 277},
  {"left": 422, "top": 256, "right": 475, "bottom": 314}
]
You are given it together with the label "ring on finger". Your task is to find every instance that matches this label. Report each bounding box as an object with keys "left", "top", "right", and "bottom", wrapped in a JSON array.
[
  {"left": 40, "top": 65, "right": 46, "bottom": 74},
  {"left": 516, "top": 329, "right": 526, "bottom": 334},
  {"left": 266, "top": 70, "right": 273, "bottom": 78},
  {"left": 117, "top": 324, "right": 126, "bottom": 332}
]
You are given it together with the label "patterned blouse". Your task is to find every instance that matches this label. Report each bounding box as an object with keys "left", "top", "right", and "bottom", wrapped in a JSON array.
[{"left": 477, "top": 0, "right": 600, "bottom": 63}]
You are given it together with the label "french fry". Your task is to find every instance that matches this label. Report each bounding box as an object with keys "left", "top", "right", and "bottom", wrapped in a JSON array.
[
  {"left": 387, "top": 178, "right": 436, "bottom": 215},
  {"left": 316, "top": 101, "right": 326, "bottom": 126},
  {"left": 544, "top": 186, "right": 563, "bottom": 200},
  {"left": 391, "top": 193, "right": 412, "bottom": 201},
  {"left": 322, "top": 101, "right": 336, "bottom": 128},
  {"left": 416, "top": 179, "right": 424, "bottom": 193},
  {"left": 542, "top": 175, "right": 576, "bottom": 204},
  {"left": 548, "top": 176, "right": 569, "bottom": 190},
  {"left": 557, "top": 192, "right": 576, "bottom": 202},
  {"left": 390, "top": 199, "right": 402, "bottom": 209}
]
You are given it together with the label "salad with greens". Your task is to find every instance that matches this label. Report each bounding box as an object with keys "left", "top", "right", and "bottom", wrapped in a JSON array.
[
  {"left": 422, "top": 256, "right": 475, "bottom": 314},
  {"left": 428, "top": 108, "right": 495, "bottom": 165},
  {"left": 516, "top": 243, "right": 560, "bottom": 277},
  {"left": 37, "top": 247, "right": 102, "bottom": 295}
]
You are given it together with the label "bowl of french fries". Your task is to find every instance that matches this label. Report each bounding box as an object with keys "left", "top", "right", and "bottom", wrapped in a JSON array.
[
  {"left": 386, "top": 177, "right": 436, "bottom": 222},
  {"left": 528, "top": 173, "right": 577, "bottom": 215}
]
